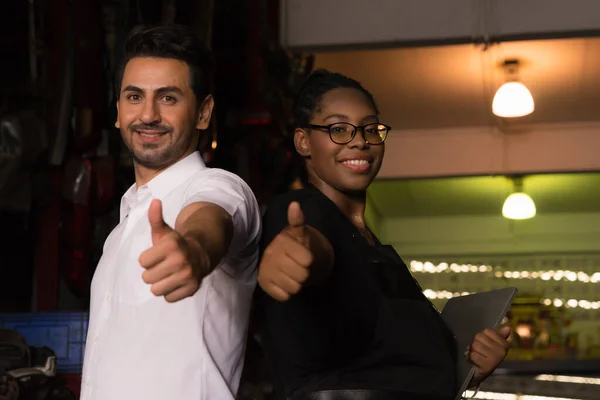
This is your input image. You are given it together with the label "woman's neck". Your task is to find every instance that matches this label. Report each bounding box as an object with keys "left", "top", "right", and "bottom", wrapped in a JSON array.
[{"left": 309, "top": 178, "right": 368, "bottom": 231}]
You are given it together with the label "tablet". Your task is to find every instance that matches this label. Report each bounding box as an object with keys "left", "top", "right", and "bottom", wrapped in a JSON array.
[{"left": 441, "top": 287, "right": 517, "bottom": 400}]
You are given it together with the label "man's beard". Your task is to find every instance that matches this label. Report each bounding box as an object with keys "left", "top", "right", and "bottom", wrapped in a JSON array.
[
  {"left": 130, "top": 139, "right": 183, "bottom": 169},
  {"left": 124, "top": 124, "right": 190, "bottom": 169}
]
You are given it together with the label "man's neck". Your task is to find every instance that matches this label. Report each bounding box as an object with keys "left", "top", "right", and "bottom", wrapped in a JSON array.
[
  {"left": 134, "top": 165, "right": 167, "bottom": 188},
  {"left": 133, "top": 150, "right": 195, "bottom": 188}
]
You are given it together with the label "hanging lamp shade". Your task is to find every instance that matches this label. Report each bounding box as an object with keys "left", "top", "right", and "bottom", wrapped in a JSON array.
[
  {"left": 492, "top": 81, "right": 535, "bottom": 118},
  {"left": 502, "top": 191, "right": 536, "bottom": 220}
]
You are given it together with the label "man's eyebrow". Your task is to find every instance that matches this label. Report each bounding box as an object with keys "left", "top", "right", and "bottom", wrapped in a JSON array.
[
  {"left": 122, "top": 85, "right": 143, "bottom": 93},
  {"left": 154, "top": 86, "right": 184, "bottom": 96},
  {"left": 121, "top": 85, "right": 184, "bottom": 96}
]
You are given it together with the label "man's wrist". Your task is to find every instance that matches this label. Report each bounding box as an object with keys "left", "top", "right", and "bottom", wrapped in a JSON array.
[{"left": 182, "top": 234, "right": 212, "bottom": 276}]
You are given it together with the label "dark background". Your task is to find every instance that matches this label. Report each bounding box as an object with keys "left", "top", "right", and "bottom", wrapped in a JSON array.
[{"left": 0, "top": 0, "right": 312, "bottom": 314}]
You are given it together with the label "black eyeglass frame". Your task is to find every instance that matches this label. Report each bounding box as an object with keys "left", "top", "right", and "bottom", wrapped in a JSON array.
[{"left": 304, "top": 122, "right": 391, "bottom": 145}]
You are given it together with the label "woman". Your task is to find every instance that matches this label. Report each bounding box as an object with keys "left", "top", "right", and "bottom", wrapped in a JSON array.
[{"left": 255, "top": 70, "right": 510, "bottom": 400}]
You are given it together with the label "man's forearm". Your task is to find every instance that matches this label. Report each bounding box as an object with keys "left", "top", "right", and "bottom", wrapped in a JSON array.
[{"left": 176, "top": 202, "right": 234, "bottom": 271}]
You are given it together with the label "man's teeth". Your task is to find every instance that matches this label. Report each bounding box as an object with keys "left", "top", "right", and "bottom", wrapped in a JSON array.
[
  {"left": 139, "top": 132, "right": 164, "bottom": 137},
  {"left": 342, "top": 160, "right": 370, "bottom": 165}
]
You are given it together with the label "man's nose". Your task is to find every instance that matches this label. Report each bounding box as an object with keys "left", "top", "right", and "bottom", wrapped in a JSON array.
[{"left": 140, "top": 99, "right": 160, "bottom": 124}]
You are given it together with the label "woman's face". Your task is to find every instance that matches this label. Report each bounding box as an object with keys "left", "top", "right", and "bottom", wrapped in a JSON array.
[{"left": 295, "top": 87, "right": 385, "bottom": 194}]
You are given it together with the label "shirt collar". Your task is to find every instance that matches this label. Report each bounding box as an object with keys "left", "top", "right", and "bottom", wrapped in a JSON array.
[{"left": 119, "top": 151, "right": 206, "bottom": 221}]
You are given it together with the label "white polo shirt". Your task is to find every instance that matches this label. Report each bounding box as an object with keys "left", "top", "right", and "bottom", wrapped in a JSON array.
[{"left": 81, "top": 152, "right": 261, "bottom": 400}]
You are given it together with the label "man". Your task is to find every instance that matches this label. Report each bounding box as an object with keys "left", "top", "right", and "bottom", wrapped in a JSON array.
[{"left": 81, "top": 25, "right": 261, "bottom": 400}]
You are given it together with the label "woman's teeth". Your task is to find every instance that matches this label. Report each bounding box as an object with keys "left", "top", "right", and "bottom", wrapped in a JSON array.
[{"left": 342, "top": 160, "right": 370, "bottom": 165}]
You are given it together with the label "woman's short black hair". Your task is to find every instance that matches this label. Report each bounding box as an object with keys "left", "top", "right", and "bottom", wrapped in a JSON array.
[{"left": 292, "top": 69, "right": 379, "bottom": 129}]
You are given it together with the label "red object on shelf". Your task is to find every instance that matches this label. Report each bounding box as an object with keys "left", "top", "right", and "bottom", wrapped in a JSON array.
[
  {"left": 60, "top": 157, "right": 94, "bottom": 299},
  {"left": 35, "top": 169, "right": 62, "bottom": 311},
  {"left": 59, "top": 373, "right": 82, "bottom": 398}
]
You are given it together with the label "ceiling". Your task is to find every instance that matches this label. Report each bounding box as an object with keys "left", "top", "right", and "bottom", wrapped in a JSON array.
[
  {"left": 313, "top": 37, "right": 600, "bottom": 130},
  {"left": 368, "top": 172, "right": 600, "bottom": 218},
  {"left": 315, "top": 37, "right": 600, "bottom": 219}
]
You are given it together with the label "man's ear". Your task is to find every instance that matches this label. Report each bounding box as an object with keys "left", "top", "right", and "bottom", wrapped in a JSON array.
[
  {"left": 115, "top": 100, "right": 120, "bottom": 128},
  {"left": 294, "top": 128, "right": 311, "bottom": 157},
  {"left": 196, "top": 95, "right": 215, "bottom": 130}
]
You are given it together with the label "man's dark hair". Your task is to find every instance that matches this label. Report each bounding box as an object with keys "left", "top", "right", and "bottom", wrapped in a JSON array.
[
  {"left": 115, "top": 24, "right": 214, "bottom": 105},
  {"left": 293, "top": 69, "right": 379, "bottom": 129}
]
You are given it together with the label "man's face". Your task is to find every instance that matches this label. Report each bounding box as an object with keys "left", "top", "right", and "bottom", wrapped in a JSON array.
[{"left": 116, "top": 57, "right": 212, "bottom": 170}]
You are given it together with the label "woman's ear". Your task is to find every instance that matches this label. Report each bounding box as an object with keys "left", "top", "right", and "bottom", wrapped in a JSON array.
[{"left": 294, "top": 128, "right": 311, "bottom": 157}]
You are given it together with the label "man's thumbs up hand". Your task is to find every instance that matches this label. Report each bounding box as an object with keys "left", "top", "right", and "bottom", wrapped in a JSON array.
[
  {"left": 139, "top": 199, "right": 209, "bottom": 303},
  {"left": 148, "top": 199, "right": 174, "bottom": 245}
]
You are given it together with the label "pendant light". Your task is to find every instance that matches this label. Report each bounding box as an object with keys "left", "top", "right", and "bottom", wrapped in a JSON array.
[
  {"left": 492, "top": 59, "right": 535, "bottom": 118},
  {"left": 502, "top": 176, "right": 536, "bottom": 220}
]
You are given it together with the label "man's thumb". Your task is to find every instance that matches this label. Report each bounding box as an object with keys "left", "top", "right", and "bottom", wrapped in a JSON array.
[
  {"left": 148, "top": 199, "right": 170, "bottom": 244},
  {"left": 287, "top": 201, "right": 306, "bottom": 242}
]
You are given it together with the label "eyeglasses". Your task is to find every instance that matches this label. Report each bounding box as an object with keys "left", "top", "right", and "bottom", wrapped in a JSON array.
[{"left": 305, "top": 122, "right": 391, "bottom": 145}]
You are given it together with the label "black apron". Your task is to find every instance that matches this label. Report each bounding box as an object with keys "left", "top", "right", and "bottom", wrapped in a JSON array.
[{"left": 291, "top": 245, "right": 458, "bottom": 400}]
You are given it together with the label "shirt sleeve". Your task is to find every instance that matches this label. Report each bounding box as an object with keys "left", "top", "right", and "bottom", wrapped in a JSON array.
[{"left": 182, "top": 169, "right": 262, "bottom": 271}]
